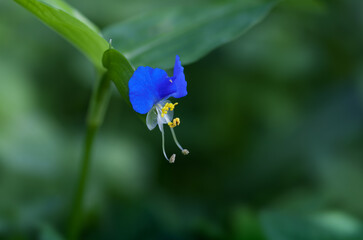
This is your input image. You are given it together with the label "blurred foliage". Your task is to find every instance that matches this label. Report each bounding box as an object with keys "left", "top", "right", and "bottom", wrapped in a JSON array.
[
  {"left": 1, "top": 0, "right": 363, "bottom": 239},
  {"left": 13, "top": 0, "right": 109, "bottom": 70},
  {"left": 103, "top": 0, "right": 276, "bottom": 69}
]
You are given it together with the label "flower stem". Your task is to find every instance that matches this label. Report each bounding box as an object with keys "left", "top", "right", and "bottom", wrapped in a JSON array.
[
  {"left": 68, "top": 73, "right": 111, "bottom": 240},
  {"left": 68, "top": 123, "right": 97, "bottom": 240}
]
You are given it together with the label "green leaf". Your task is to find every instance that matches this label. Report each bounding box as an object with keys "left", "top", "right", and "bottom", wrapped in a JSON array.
[
  {"left": 102, "top": 48, "right": 134, "bottom": 104},
  {"left": 102, "top": 48, "right": 149, "bottom": 121},
  {"left": 14, "top": 0, "right": 108, "bottom": 70},
  {"left": 103, "top": 1, "right": 279, "bottom": 69}
]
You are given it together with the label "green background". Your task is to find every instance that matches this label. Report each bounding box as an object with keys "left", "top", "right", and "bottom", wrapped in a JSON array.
[{"left": 1, "top": 0, "right": 363, "bottom": 239}]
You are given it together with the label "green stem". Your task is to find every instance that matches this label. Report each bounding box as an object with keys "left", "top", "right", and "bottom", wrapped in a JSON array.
[
  {"left": 68, "top": 73, "right": 111, "bottom": 240},
  {"left": 68, "top": 124, "right": 97, "bottom": 240}
]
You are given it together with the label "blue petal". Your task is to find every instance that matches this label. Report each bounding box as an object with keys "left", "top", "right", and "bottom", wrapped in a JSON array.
[
  {"left": 171, "top": 55, "right": 188, "bottom": 98},
  {"left": 128, "top": 56, "right": 188, "bottom": 114},
  {"left": 129, "top": 66, "right": 176, "bottom": 114}
]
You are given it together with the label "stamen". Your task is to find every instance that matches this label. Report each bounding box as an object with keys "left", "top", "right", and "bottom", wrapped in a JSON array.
[
  {"left": 168, "top": 118, "right": 180, "bottom": 128},
  {"left": 182, "top": 149, "right": 189, "bottom": 155},
  {"left": 161, "top": 102, "right": 178, "bottom": 117},
  {"left": 161, "top": 123, "right": 176, "bottom": 162},
  {"left": 169, "top": 102, "right": 178, "bottom": 111},
  {"left": 169, "top": 79, "right": 173, "bottom": 83},
  {"left": 169, "top": 154, "right": 176, "bottom": 163},
  {"left": 170, "top": 127, "right": 189, "bottom": 155}
]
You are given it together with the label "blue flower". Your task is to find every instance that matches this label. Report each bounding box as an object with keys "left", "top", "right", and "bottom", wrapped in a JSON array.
[{"left": 128, "top": 55, "right": 189, "bottom": 163}]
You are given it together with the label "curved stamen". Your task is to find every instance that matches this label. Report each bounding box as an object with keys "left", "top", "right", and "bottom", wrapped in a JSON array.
[
  {"left": 168, "top": 118, "right": 180, "bottom": 128},
  {"left": 169, "top": 127, "right": 189, "bottom": 155},
  {"left": 160, "top": 124, "right": 176, "bottom": 163}
]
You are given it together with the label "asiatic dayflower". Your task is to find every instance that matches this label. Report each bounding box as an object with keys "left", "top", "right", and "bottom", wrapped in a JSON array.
[{"left": 128, "top": 55, "right": 189, "bottom": 163}]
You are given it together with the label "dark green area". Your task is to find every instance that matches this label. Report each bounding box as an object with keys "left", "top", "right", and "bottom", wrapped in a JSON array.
[
  {"left": 103, "top": 1, "right": 277, "bottom": 69},
  {"left": 1, "top": 0, "right": 363, "bottom": 239}
]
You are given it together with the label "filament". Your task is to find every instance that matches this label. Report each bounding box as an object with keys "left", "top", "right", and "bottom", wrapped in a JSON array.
[
  {"left": 161, "top": 124, "right": 176, "bottom": 163},
  {"left": 170, "top": 127, "right": 189, "bottom": 155}
]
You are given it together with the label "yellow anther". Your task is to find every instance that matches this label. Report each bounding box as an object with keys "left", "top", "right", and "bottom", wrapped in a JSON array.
[
  {"left": 169, "top": 79, "right": 173, "bottom": 83},
  {"left": 174, "top": 117, "right": 180, "bottom": 126},
  {"left": 161, "top": 102, "right": 178, "bottom": 117},
  {"left": 168, "top": 118, "right": 181, "bottom": 128},
  {"left": 169, "top": 102, "right": 178, "bottom": 111}
]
